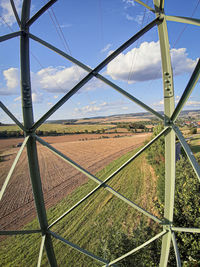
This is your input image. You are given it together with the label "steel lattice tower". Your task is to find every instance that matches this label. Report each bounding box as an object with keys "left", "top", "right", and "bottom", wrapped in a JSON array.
[{"left": 0, "top": 0, "right": 200, "bottom": 266}]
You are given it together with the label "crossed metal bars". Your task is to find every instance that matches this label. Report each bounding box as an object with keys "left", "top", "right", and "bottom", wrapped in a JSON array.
[{"left": 0, "top": 0, "right": 200, "bottom": 266}]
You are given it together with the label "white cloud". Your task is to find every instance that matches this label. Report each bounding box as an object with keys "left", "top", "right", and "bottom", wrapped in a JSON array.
[
  {"left": 37, "top": 65, "right": 102, "bottom": 93},
  {"left": 185, "top": 101, "right": 200, "bottom": 107},
  {"left": 153, "top": 100, "right": 164, "bottom": 107},
  {"left": 101, "top": 43, "right": 112, "bottom": 53},
  {"left": 59, "top": 23, "right": 72, "bottom": 28},
  {"left": 153, "top": 98, "right": 200, "bottom": 108},
  {"left": 126, "top": 13, "right": 144, "bottom": 24},
  {"left": 153, "top": 97, "right": 180, "bottom": 107},
  {"left": 106, "top": 41, "right": 197, "bottom": 83},
  {"left": 99, "top": 102, "right": 107, "bottom": 106},
  {"left": 0, "top": 0, "right": 22, "bottom": 26},
  {"left": 0, "top": 68, "right": 19, "bottom": 94},
  {"left": 73, "top": 100, "right": 130, "bottom": 116},
  {"left": 123, "top": 0, "right": 135, "bottom": 7},
  {"left": 4, "top": 68, "right": 19, "bottom": 88},
  {"left": 14, "top": 96, "right": 21, "bottom": 101},
  {"left": 125, "top": 12, "right": 147, "bottom": 24},
  {"left": 32, "top": 92, "right": 43, "bottom": 103},
  {"left": 126, "top": 14, "right": 134, "bottom": 21},
  {"left": 14, "top": 93, "right": 42, "bottom": 103},
  {"left": 0, "top": 65, "right": 103, "bottom": 96},
  {"left": 170, "top": 48, "right": 198, "bottom": 75},
  {"left": 36, "top": 66, "right": 85, "bottom": 92},
  {"left": 134, "top": 14, "right": 144, "bottom": 24}
]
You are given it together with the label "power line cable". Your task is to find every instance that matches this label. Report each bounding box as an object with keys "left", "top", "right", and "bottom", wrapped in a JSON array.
[
  {"left": 126, "top": 1, "right": 149, "bottom": 84},
  {"left": 46, "top": 2, "right": 100, "bottom": 118},
  {"left": 172, "top": 0, "right": 200, "bottom": 49}
]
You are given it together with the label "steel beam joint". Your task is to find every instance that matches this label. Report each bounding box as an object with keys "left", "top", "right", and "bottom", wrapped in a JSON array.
[{"left": 164, "top": 116, "right": 173, "bottom": 127}]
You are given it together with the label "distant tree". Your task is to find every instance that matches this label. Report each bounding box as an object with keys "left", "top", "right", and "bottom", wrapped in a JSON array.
[{"left": 190, "top": 127, "right": 197, "bottom": 134}]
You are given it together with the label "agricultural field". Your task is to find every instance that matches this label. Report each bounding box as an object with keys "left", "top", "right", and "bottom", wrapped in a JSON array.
[
  {"left": 0, "top": 132, "right": 151, "bottom": 232},
  {"left": 0, "top": 123, "right": 115, "bottom": 134},
  {"left": 76, "top": 117, "right": 151, "bottom": 124},
  {"left": 0, "top": 135, "right": 158, "bottom": 266}
]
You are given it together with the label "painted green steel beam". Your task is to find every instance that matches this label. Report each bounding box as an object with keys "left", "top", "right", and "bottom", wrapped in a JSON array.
[
  {"left": 153, "top": 1, "right": 176, "bottom": 266},
  {"left": 134, "top": 0, "right": 155, "bottom": 13},
  {"left": 0, "top": 101, "right": 26, "bottom": 131},
  {"left": 48, "top": 127, "right": 169, "bottom": 229},
  {"left": 102, "top": 230, "right": 167, "bottom": 267},
  {"left": 20, "top": 1, "right": 57, "bottom": 266},
  {"left": 37, "top": 235, "right": 46, "bottom": 267},
  {"left": 36, "top": 135, "right": 161, "bottom": 224},
  {"left": 159, "top": 0, "right": 165, "bottom": 10},
  {"left": 26, "top": 0, "right": 57, "bottom": 27},
  {"left": 166, "top": 15, "right": 200, "bottom": 27},
  {"left": 172, "top": 232, "right": 182, "bottom": 267},
  {"left": 0, "top": 136, "right": 29, "bottom": 201},
  {"left": 171, "top": 59, "right": 200, "bottom": 122},
  {"left": 0, "top": 229, "right": 41, "bottom": 235},
  {"left": 10, "top": 0, "right": 21, "bottom": 27},
  {"left": 29, "top": 17, "right": 162, "bottom": 131},
  {"left": 49, "top": 231, "right": 109, "bottom": 265},
  {"left": 0, "top": 31, "right": 21, "bottom": 43},
  {"left": 172, "top": 124, "right": 200, "bottom": 182},
  {"left": 172, "top": 227, "right": 200, "bottom": 234}
]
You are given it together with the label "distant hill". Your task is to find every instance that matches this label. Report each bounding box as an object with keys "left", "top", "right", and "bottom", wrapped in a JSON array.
[{"left": 46, "top": 109, "right": 200, "bottom": 124}]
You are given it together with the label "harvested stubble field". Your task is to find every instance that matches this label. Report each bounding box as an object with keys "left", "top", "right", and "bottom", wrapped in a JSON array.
[{"left": 0, "top": 133, "right": 151, "bottom": 232}]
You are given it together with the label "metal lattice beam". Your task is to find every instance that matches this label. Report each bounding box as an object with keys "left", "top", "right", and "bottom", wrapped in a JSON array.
[
  {"left": 0, "top": 0, "right": 200, "bottom": 266},
  {"left": 153, "top": 1, "right": 176, "bottom": 265},
  {"left": 20, "top": 1, "right": 57, "bottom": 266}
]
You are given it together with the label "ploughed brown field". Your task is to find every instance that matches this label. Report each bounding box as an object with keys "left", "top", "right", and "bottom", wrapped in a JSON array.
[{"left": 0, "top": 133, "right": 151, "bottom": 231}]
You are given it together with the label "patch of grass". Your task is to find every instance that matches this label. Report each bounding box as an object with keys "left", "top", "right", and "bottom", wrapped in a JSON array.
[
  {"left": 0, "top": 146, "right": 159, "bottom": 266},
  {"left": 188, "top": 134, "right": 200, "bottom": 156}
]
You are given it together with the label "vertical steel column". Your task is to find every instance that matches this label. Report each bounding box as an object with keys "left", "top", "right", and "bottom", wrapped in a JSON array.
[
  {"left": 153, "top": 1, "right": 176, "bottom": 266},
  {"left": 20, "top": 1, "right": 57, "bottom": 266}
]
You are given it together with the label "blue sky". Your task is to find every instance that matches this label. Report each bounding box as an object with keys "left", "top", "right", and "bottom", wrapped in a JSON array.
[{"left": 0, "top": 0, "right": 199, "bottom": 123}]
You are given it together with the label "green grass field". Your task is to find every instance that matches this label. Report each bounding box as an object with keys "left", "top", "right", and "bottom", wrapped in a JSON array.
[{"left": 0, "top": 145, "right": 159, "bottom": 266}]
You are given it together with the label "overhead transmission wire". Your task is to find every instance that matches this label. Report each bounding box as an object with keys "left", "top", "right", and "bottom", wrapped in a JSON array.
[
  {"left": 98, "top": 0, "right": 104, "bottom": 45},
  {"left": 126, "top": 0, "right": 149, "bottom": 85},
  {"left": 0, "top": 10, "right": 87, "bottom": 218},
  {"left": 0, "top": 6, "right": 86, "bottom": 123},
  {"left": 46, "top": 1, "right": 100, "bottom": 118},
  {"left": 117, "top": 0, "right": 151, "bottom": 113},
  {"left": 171, "top": 0, "right": 200, "bottom": 87},
  {"left": 97, "top": 0, "right": 114, "bottom": 110},
  {"left": 0, "top": 14, "right": 64, "bottom": 115},
  {"left": 172, "top": 0, "right": 200, "bottom": 48},
  {"left": 0, "top": 16, "right": 15, "bottom": 32}
]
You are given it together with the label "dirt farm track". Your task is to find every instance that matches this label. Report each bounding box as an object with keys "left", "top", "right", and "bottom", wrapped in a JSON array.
[{"left": 0, "top": 133, "right": 151, "bottom": 231}]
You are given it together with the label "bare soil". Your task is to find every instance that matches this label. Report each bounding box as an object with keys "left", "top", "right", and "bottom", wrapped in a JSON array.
[{"left": 0, "top": 133, "right": 151, "bottom": 231}]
